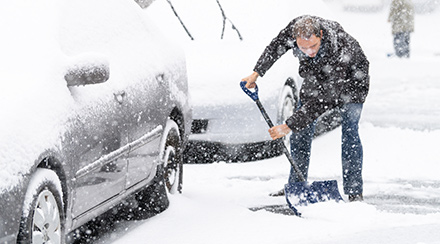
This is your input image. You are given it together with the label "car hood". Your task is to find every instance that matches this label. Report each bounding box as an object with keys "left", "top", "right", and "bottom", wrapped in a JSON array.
[{"left": 0, "top": 1, "right": 73, "bottom": 192}]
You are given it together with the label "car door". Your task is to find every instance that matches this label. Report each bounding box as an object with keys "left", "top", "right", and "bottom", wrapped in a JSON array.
[
  {"left": 119, "top": 35, "right": 171, "bottom": 188},
  {"left": 124, "top": 78, "right": 168, "bottom": 188},
  {"left": 57, "top": 0, "right": 137, "bottom": 216},
  {"left": 122, "top": 30, "right": 190, "bottom": 189}
]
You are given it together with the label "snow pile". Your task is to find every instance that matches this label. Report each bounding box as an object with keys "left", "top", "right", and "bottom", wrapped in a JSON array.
[{"left": 105, "top": 143, "right": 440, "bottom": 243}]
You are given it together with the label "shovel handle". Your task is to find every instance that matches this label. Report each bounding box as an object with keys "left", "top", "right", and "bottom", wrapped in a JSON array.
[
  {"left": 240, "top": 81, "right": 305, "bottom": 181},
  {"left": 240, "top": 81, "right": 274, "bottom": 128},
  {"left": 240, "top": 81, "right": 259, "bottom": 101}
]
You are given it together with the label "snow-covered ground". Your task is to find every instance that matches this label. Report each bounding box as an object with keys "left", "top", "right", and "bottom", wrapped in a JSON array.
[{"left": 87, "top": 1, "right": 440, "bottom": 243}]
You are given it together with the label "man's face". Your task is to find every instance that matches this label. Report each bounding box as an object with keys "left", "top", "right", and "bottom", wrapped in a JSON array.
[{"left": 296, "top": 30, "right": 323, "bottom": 58}]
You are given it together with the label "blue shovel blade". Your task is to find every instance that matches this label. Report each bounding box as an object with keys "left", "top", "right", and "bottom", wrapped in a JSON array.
[{"left": 284, "top": 180, "right": 344, "bottom": 216}]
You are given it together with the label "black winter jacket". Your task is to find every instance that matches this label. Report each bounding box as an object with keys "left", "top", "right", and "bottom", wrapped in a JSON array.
[{"left": 254, "top": 16, "right": 369, "bottom": 133}]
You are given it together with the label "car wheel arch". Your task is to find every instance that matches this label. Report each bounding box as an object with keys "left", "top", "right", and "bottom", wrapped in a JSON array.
[
  {"left": 17, "top": 168, "right": 66, "bottom": 243},
  {"left": 284, "top": 77, "right": 298, "bottom": 95},
  {"left": 169, "top": 107, "right": 185, "bottom": 141},
  {"left": 278, "top": 77, "right": 299, "bottom": 122},
  {"left": 34, "top": 155, "right": 69, "bottom": 220}
]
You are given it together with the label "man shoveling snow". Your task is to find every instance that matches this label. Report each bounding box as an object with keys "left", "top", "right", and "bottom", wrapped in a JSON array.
[{"left": 242, "top": 15, "right": 370, "bottom": 202}]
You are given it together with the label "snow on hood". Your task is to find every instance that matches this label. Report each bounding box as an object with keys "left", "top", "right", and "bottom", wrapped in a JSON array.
[{"left": 0, "top": 0, "right": 72, "bottom": 192}]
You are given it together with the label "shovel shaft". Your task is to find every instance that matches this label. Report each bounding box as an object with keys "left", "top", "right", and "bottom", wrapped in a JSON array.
[
  {"left": 255, "top": 99, "right": 274, "bottom": 127},
  {"left": 240, "top": 81, "right": 305, "bottom": 182},
  {"left": 255, "top": 100, "right": 306, "bottom": 182},
  {"left": 281, "top": 142, "right": 306, "bottom": 182}
]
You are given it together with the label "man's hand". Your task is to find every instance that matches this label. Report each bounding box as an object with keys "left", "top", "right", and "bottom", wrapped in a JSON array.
[
  {"left": 241, "top": 71, "right": 259, "bottom": 89},
  {"left": 269, "top": 124, "right": 291, "bottom": 140}
]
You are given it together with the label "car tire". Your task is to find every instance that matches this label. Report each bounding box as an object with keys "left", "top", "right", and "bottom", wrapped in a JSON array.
[
  {"left": 278, "top": 85, "right": 298, "bottom": 149},
  {"left": 127, "top": 120, "right": 183, "bottom": 219},
  {"left": 17, "top": 168, "right": 64, "bottom": 244},
  {"left": 161, "top": 120, "right": 183, "bottom": 194}
]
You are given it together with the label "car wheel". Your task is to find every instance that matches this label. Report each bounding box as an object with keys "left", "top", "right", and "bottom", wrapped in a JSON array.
[
  {"left": 126, "top": 120, "right": 182, "bottom": 219},
  {"left": 161, "top": 120, "right": 183, "bottom": 194},
  {"left": 278, "top": 85, "right": 298, "bottom": 149},
  {"left": 17, "top": 168, "right": 64, "bottom": 244}
]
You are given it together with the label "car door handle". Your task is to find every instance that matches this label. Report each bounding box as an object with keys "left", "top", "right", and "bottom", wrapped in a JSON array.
[{"left": 113, "top": 91, "right": 126, "bottom": 104}]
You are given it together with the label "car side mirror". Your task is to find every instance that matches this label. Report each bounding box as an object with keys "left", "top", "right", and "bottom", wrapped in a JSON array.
[{"left": 64, "top": 62, "right": 110, "bottom": 87}]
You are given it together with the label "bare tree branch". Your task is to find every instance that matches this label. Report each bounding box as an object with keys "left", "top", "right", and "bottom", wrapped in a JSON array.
[
  {"left": 166, "top": 0, "right": 194, "bottom": 40},
  {"left": 216, "top": 0, "right": 243, "bottom": 41}
]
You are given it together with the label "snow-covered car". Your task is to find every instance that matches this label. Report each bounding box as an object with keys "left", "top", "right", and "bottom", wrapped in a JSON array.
[
  {"left": 340, "top": 0, "right": 386, "bottom": 12},
  {"left": 0, "top": 0, "right": 191, "bottom": 243},
  {"left": 145, "top": 0, "right": 341, "bottom": 163}
]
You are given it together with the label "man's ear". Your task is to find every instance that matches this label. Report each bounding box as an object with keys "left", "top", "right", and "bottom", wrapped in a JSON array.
[{"left": 320, "top": 30, "right": 323, "bottom": 38}]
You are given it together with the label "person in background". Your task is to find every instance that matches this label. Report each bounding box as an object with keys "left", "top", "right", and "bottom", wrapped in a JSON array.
[
  {"left": 388, "top": 0, "right": 415, "bottom": 58},
  {"left": 241, "top": 15, "right": 369, "bottom": 202}
]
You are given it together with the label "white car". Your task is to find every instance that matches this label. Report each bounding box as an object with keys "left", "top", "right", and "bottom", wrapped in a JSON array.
[
  {"left": 339, "top": 0, "right": 386, "bottom": 12},
  {"left": 146, "top": 0, "right": 341, "bottom": 163}
]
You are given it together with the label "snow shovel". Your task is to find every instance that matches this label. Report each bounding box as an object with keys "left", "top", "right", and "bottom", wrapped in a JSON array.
[{"left": 240, "top": 81, "right": 343, "bottom": 216}]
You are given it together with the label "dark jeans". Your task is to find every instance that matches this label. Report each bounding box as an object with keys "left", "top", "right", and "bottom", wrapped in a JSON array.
[
  {"left": 393, "top": 32, "right": 411, "bottom": 58},
  {"left": 288, "top": 103, "right": 364, "bottom": 195}
]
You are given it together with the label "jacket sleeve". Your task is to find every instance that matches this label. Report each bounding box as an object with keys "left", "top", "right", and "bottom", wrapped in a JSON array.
[
  {"left": 253, "top": 20, "right": 296, "bottom": 77},
  {"left": 285, "top": 78, "right": 342, "bottom": 133}
]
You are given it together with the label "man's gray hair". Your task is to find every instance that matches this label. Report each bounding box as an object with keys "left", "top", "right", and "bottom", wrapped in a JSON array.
[{"left": 293, "top": 15, "right": 321, "bottom": 40}]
